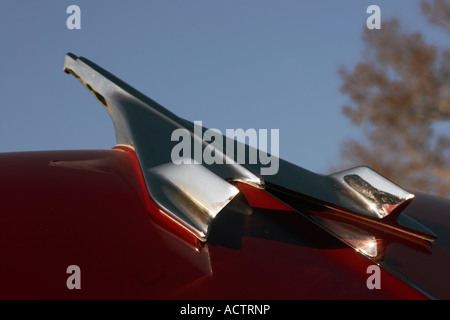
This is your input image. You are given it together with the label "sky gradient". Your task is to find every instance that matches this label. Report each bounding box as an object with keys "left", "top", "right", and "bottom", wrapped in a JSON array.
[{"left": 0, "top": 1, "right": 444, "bottom": 174}]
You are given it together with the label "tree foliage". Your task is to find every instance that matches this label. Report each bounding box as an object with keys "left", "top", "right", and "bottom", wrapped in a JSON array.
[{"left": 338, "top": 0, "right": 450, "bottom": 198}]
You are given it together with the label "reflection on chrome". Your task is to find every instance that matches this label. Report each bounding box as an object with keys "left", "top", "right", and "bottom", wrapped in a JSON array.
[
  {"left": 147, "top": 160, "right": 240, "bottom": 241},
  {"left": 311, "top": 216, "right": 381, "bottom": 258},
  {"left": 330, "top": 166, "right": 415, "bottom": 219},
  {"left": 354, "top": 238, "right": 378, "bottom": 258},
  {"left": 63, "top": 53, "right": 435, "bottom": 246},
  {"left": 63, "top": 53, "right": 264, "bottom": 242}
]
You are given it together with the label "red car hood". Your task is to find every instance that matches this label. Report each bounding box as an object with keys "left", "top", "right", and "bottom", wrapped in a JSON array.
[{"left": 0, "top": 147, "right": 447, "bottom": 299}]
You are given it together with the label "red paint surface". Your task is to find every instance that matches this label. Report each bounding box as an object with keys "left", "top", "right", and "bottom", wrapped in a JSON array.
[
  {"left": 0, "top": 148, "right": 430, "bottom": 299},
  {"left": 237, "top": 182, "right": 294, "bottom": 211}
]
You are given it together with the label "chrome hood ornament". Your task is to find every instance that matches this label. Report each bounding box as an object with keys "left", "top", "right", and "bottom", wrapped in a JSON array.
[
  {"left": 63, "top": 53, "right": 435, "bottom": 245},
  {"left": 63, "top": 53, "right": 263, "bottom": 241}
]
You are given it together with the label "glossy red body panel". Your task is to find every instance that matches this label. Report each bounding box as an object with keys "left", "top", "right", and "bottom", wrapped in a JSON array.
[
  {"left": 379, "top": 194, "right": 450, "bottom": 298},
  {"left": 0, "top": 148, "right": 429, "bottom": 299}
]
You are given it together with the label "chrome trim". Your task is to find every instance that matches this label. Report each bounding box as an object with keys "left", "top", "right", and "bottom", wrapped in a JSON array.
[
  {"left": 312, "top": 216, "right": 380, "bottom": 258},
  {"left": 63, "top": 53, "right": 263, "bottom": 241},
  {"left": 63, "top": 53, "right": 436, "bottom": 244},
  {"left": 329, "top": 166, "right": 415, "bottom": 219},
  {"left": 260, "top": 161, "right": 436, "bottom": 241},
  {"left": 147, "top": 160, "right": 239, "bottom": 240}
]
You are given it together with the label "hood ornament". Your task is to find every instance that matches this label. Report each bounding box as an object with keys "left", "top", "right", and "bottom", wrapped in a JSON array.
[
  {"left": 63, "top": 53, "right": 263, "bottom": 241},
  {"left": 63, "top": 53, "right": 435, "bottom": 245}
]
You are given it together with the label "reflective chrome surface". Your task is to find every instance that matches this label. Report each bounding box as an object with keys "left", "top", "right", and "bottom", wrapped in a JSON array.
[
  {"left": 311, "top": 216, "right": 380, "bottom": 258},
  {"left": 63, "top": 53, "right": 263, "bottom": 241},
  {"left": 330, "top": 166, "right": 415, "bottom": 219},
  {"left": 262, "top": 164, "right": 436, "bottom": 242},
  {"left": 63, "top": 53, "right": 436, "bottom": 245},
  {"left": 147, "top": 160, "right": 239, "bottom": 240}
]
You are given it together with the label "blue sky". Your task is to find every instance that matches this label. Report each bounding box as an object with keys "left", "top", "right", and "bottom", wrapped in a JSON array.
[{"left": 0, "top": 1, "right": 444, "bottom": 174}]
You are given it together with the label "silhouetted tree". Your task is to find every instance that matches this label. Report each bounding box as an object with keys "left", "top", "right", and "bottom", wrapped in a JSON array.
[{"left": 338, "top": 0, "right": 450, "bottom": 198}]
